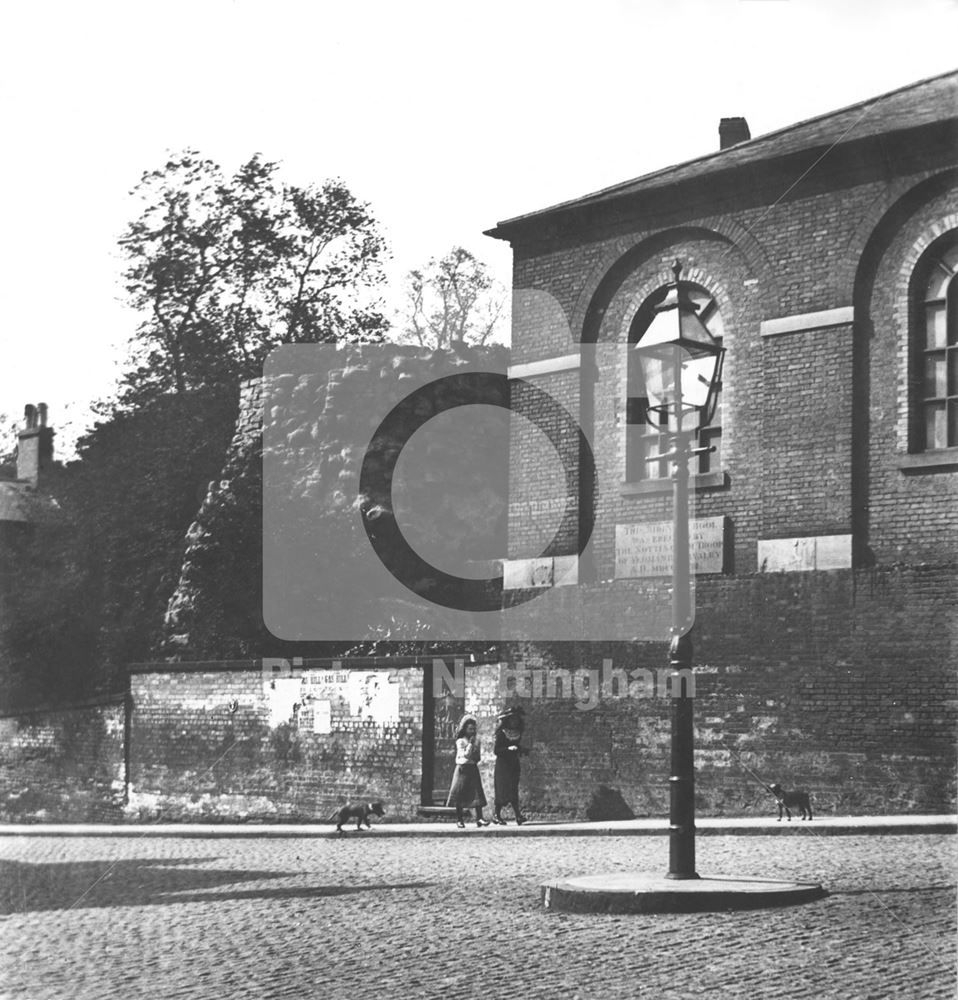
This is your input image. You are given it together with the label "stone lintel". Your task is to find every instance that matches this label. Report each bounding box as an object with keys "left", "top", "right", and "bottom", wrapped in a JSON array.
[
  {"left": 507, "top": 354, "right": 581, "bottom": 380},
  {"left": 760, "top": 306, "right": 854, "bottom": 337}
]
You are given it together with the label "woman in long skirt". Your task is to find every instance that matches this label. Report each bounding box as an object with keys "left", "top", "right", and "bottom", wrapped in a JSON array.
[
  {"left": 446, "top": 715, "right": 489, "bottom": 828},
  {"left": 492, "top": 706, "right": 527, "bottom": 825}
]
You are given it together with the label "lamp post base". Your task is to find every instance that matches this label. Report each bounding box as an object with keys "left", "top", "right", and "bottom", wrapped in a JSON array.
[{"left": 541, "top": 872, "right": 826, "bottom": 913}]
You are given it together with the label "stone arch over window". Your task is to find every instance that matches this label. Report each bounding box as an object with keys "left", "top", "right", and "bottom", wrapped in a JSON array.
[
  {"left": 909, "top": 228, "right": 958, "bottom": 452},
  {"left": 625, "top": 279, "right": 725, "bottom": 482}
]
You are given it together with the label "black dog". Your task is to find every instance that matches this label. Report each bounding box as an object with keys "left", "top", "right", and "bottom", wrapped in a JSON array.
[
  {"left": 768, "top": 783, "right": 812, "bottom": 821},
  {"left": 334, "top": 801, "right": 385, "bottom": 832}
]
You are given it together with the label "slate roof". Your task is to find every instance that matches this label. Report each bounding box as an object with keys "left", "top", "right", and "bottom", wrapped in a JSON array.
[{"left": 487, "top": 69, "right": 958, "bottom": 238}]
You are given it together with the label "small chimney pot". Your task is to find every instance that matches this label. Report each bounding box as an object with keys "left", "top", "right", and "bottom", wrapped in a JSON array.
[{"left": 719, "top": 117, "right": 751, "bottom": 150}]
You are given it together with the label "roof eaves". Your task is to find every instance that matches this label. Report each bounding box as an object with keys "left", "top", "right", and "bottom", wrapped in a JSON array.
[{"left": 486, "top": 68, "right": 958, "bottom": 239}]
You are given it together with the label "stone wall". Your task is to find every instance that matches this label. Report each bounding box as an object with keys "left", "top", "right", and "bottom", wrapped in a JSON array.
[{"left": 162, "top": 345, "right": 509, "bottom": 658}]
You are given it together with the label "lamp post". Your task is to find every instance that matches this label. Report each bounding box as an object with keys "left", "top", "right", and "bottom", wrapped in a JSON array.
[{"left": 633, "top": 261, "right": 724, "bottom": 880}]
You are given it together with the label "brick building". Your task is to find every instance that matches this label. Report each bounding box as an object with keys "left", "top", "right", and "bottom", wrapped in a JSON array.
[{"left": 479, "top": 70, "right": 958, "bottom": 817}]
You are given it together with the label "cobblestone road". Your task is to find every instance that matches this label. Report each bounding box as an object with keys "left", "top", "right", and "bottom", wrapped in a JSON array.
[{"left": 0, "top": 831, "right": 953, "bottom": 1000}]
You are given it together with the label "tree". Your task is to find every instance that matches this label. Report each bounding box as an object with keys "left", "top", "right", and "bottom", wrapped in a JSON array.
[
  {"left": 399, "top": 246, "right": 506, "bottom": 349},
  {"left": 118, "top": 152, "right": 388, "bottom": 404},
  {"left": 0, "top": 388, "right": 240, "bottom": 709}
]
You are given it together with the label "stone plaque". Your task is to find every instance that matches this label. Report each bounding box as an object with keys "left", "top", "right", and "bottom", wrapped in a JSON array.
[
  {"left": 757, "top": 536, "right": 816, "bottom": 573},
  {"left": 758, "top": 534, "right": 852, "bottom": 572},
  {"left": 615, "top": 516, "right": 726, "bottom": 578},
  {"left": 503, "top": 557, "right": 553, "bottom": 590},
  {"left": 814, "top": 534, "right": 852, "bottom": 570}
]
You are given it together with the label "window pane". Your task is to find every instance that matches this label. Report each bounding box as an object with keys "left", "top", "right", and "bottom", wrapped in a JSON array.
[
  {"left": 707, "top": 388, "right": 723, "bottom": 429},
  {"left": 950, "top": 350, "right": 958, "bottom": 396},
  {"left": 925, "top": 402, "right": 948, "bottom": 450},
  {"left": 925, "top": 353, "right": 948, "bottom": 397},
  {"left": 625, "top": 397, "right": 644, "bottom": 425},
  {"left": 925, "top": 269, "right": 950, "bottom": 301},
  {"left": 950, "top": 400, "right": 958, "bottom": 448},
  {"left": 705, "top": 310, "right": 725, "bottom": 339},
  {"left": 629, "top": 424, "right": 667, "bottom": 481},
  {"left": 699, "top": 427, "right": 721, "bottom": 474},
  {"left": 708, "top": 432, "right": 721, "bottom": 473},
  {"left": 642, "top": 431, "right": 667, "bottom": 480},
  {"left": 926, "top": 303, "right": 947, "bottom": 348}
]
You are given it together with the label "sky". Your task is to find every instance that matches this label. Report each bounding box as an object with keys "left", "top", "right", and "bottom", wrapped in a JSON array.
[{"left": 1, "top": 0, "right": 956, "bottom": 455}]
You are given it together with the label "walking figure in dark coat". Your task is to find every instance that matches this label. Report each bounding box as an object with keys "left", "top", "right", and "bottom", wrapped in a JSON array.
[
  {"left": 445, "top": 714, "right": 489, "bottom": 828},
  {"left": 493, "top": 706, "right": 528, "bottom": 825}
]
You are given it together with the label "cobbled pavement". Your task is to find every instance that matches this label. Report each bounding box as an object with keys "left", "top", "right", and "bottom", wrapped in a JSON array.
[{"left": 0, "top": 831, "right": 953, "bottom": 1000}]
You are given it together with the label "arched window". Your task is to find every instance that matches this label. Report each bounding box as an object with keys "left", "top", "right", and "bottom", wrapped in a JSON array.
[
  {"left": 914, "top": 233, "right": 958, "bottom": 451},
  {"left": 626, "top": 283, "right": 724, "bottom": 481}
]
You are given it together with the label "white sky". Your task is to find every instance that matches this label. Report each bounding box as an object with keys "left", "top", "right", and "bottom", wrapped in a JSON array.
[{"left": 1, "top": 0, "right": 956, "bottom": 455}]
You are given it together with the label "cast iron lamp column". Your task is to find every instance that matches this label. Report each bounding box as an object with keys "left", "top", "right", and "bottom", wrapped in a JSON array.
[
  {"left": 668, "top": 391, "right": 696, "bottom": 878},
  {"left": 633, "top": 261, "right": 724, "bottom": 881}
]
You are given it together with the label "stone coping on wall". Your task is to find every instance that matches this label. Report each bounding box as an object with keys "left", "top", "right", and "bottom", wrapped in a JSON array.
[
  {"left": 0, "top": 693, "right": 126, "bottom": 719},
  {"left": 128, "top": 654, "right": 502, "bottom": 674}
]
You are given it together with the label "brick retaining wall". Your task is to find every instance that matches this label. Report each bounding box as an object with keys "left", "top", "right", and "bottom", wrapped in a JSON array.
[
  {"left": 510, "top": 565, "right": 957, "bottom": 820},
  {"left": 126, "top": 663, "right": 424, "bottom": 822},
  {"left": 3, "top": 571, "right": 952, "bottom": 824},
  {"left": 121, "top": 558, "right": 956, "bottom": 822},
  {"left": 0, "top": 698, "right": 126, "bottom": 822}
]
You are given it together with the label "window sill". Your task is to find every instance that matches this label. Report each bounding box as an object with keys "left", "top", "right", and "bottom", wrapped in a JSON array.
[
  {"left": 897, "top": 448, "right": 958, "bottom": 472},
  {"left": 620, "top": 471, "right": 729, "bottom": 496}
]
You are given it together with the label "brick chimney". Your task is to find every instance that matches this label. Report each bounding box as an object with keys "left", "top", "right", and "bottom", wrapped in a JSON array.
[
  {"left": 719, "top": 117, "right": 751, "bottom": 150},
  {"left": 17, "top": 403, "right": 54, "bottom": 486}
]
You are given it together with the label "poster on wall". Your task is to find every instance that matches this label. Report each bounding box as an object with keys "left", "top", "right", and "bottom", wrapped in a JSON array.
[{"left": 301, "top": 669, "right": 400, "bottom": 728}]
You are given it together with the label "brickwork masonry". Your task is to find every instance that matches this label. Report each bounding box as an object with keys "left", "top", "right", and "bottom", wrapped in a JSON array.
[
  {"left": 125, "top": 666, "right": 424, "bottom": 823},
  {"left": 508, "top": 565, "right": 957, "bottom": 820},
  {"left": 122, "top": 555, "right": 956, "bottom": 823},
  {"left": 3, "top": 560, "right": 954, "bottom": 825},
  {"left": 0, "top": 699, "right": 126, "bottom": 822}
]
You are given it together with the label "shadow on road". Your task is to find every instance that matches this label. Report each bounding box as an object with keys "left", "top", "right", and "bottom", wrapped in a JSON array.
[{"left": 0, "top": 858, "right": 432, "bottom": 913}]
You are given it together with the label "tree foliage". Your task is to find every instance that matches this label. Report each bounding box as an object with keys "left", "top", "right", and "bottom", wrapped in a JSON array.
[
  {"left": 118, "top": 152, "right": 388, "bottom": 404},
  {"left": 0, "top": 389, "right": 239, "bottom": 709},
  {"left": 399, "top": 246, "right": 506, "bottom": 349}
]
